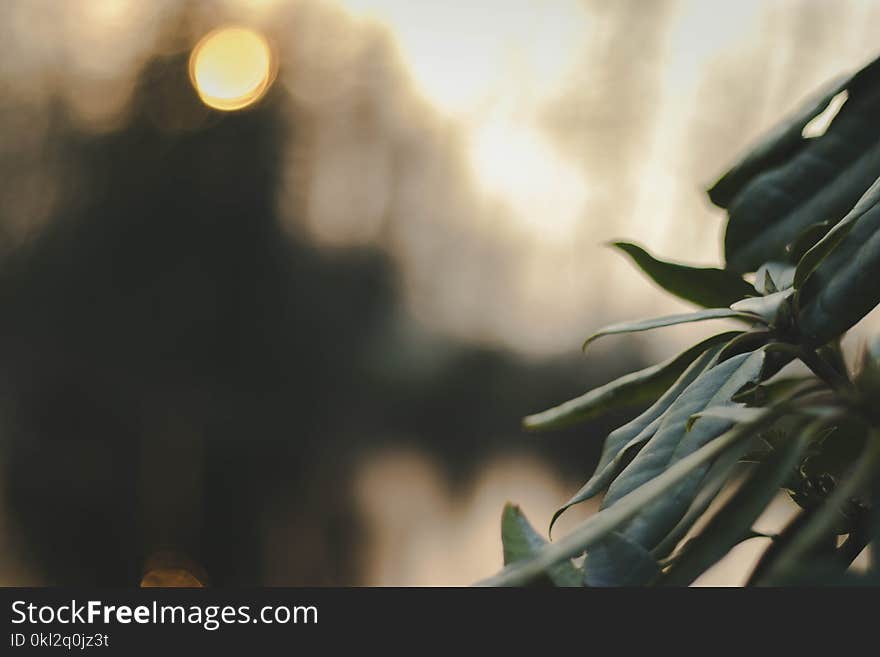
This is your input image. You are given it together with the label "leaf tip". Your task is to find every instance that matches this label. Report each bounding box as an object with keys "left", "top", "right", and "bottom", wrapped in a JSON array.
[
  {"left": 502, "top": 501, "right": 521, "bottom": 518},
  {"left": 581, "top": 334, "right": 599, "bottom": 352},
  {"left": 521, "top": 413, "right": 543, "bottom": 432},
  {"left": 548, "top": 506, "right": 568, "bottom": 540}
]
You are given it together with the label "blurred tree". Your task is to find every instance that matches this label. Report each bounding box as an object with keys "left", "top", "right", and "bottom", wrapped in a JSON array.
[{"left": 0, "top": 51, "right": 645, "bottom": 585}]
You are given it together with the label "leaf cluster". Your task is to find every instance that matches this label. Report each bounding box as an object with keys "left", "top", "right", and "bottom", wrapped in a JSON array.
[{"left": 485, "top": 54, "right": 880, "bottom": 587}]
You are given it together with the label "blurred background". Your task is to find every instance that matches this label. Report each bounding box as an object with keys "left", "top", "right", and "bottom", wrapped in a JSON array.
[{"left": 0, "top": 0, "right": 879, "bottom": 586}]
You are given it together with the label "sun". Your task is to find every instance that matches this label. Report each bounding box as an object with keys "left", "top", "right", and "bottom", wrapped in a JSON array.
[{"left": 189, "top": 26, "right": 276, "bottom": 111}]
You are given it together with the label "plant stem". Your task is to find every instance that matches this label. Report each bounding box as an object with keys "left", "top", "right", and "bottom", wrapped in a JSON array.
[{"left": 799, "top": 347, "right": 853, "bottom": 394}]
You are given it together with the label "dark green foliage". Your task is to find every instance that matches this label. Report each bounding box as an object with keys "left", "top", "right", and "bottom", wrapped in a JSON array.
[
  {"left": 500, "top": 504, "right": 581, "bottom": 587},
  {"left": 485, "top": 52, "right": 880, "bottom": 587},
  {"left": 657, "top": 423, "right": 814, "bottom": 586},
  {"left": 583, "top": 350, "right": 767, "bottom": 585},
  {"left": 581, "top": 308, "right": 763, "bottom": 351},
  {"left": 714, "top": 55, "right": 880, "bottom": 273},
  {"left": 546, "top": 344, "right": 727, "bottom": 534},
  {"left": 611, "top": 242, "right": 756, "bottom": 308},
  {"left": 524, "top": 331, "right": 740, "bottom": 432},
  {"left": 798, "top": 185, "right": 880, "bottom": 344}
]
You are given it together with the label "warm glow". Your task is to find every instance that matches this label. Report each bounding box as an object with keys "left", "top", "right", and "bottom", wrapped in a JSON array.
[
  {"left": 140, "top": 551, "right": 206, "bottom": 587},
  {"left": 469, "top": 114, "right": 588, "bottom": 243},
  {"left": 140, "top": 568, "right": 204, "bottom": 587},
  {"left": 334, "top": 1, "right": 590, "bottom": 247},
  {"left": 189, "top": 27, "right": 276, "bottom": 111},
  {"left": 337, "top": 0, "right": 589, "bottom": 116}
]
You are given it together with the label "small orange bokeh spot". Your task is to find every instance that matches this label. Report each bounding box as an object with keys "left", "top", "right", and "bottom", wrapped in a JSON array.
[
  {"left": 140, "top": 568, "right": 205, "bottom": 588},
  {"left": 140, "top": 551, "right": 207, "bottom": 588}
]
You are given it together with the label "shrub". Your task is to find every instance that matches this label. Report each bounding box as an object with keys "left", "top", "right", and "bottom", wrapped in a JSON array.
[{"left": 483, "top": 54, "right": 880, "bottom": 587}]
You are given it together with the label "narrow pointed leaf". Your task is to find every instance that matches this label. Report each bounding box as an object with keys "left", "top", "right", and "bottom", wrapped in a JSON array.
[
  {"left": 732, "top": 377, "right": 823, "bottom": 404},
  {"left": 798, "top": 194, "right": 880, "bottom": 344},
  {"left": 611, "top": 241, "right": 755, "bottom": 308},
  {"left": 657, "top": 421, "right": 814, "bottom": 586},
  {"left": 501, "top": 504, "right": 581, "bottom": 587},
  {"left": 794, "top": 175, "right": 880, "bottom": 289},
  {"left": 651, "top": 443, "right": 748, "bottom": 560},
  {"left": 580, "top": 532, "right": 660, "bottom": 586},
  {"left": 730, "top": 288, "right": 794, "bottom": 324},
  {"left": 755, "top": 261, "right": 795, "bottom": 294},
  {"left": 583, "top": 349, "right": 768, "bottom": 585},
  {"left": 787, "top": 222, "right": 834, "bottom": 263},
  {"left": 685, "top": 405, "right": 765, "bottom": 431},
  {"left": 477, "top": 415, "right": 772, "bottom": 587},
  {"left": 582, "top": 309, "right": 762, "bottom": 352},
  {"left": 601, "top": 350, "right": 767, "bottom": 513},
  {"left": 524, "top": 331, "right": 740, "bottom": 431},
  {"left": 548, "top": 342, "right": 729, "bottom": 533},
  {"left": 716, "top": 329, "right": 773, "bottom": 362}
]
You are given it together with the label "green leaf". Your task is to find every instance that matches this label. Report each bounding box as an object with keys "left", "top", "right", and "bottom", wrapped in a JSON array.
[
  {"left": 685, "top": 405, "right": 765, "bottom": 431},
  {"left": 715, "top": 329, "right": 772, "bottom": 362},
  {"left": 583, "top": 349, "right": 768, "bottom": 585},
  {"left": 717, "top": 56, "right": 880, "bottom": 273},
  {"left": 755, "top": 261, "right": 795, "bottom": 294},
  {"left": 600, "top": 350, "right": 767, "bottom": 510},
  {"left": 611, "top": 241, "right": 756, "bottom": 308},
  {"left": 794, "top": 175, "right": 880, "bottom": 289},
  {"left": 707, "top": 74, "right": 853, "bottom": 208},
  {"left": 798, "top": 193, "right": 880, "bottom": 344},
  {"left": 732, "top": 377, "right": 823, "bottom": 405},
  {"left": 579, "top": 532, "right": 660, "bottom": 586},
  {"left": 524, "top": 331, "right": 740, "bottom": 431},
  {"left": 500, "top": 503, "right": 581, "bottom": 587},
  {"left": 692, "top": 397, "right": 839, "bottom": 430},
  {"left": 476, "top": 413, "right": 774, "bottom": 587},
  {"left": 582, "top": 309, "right": 762, "bottom": 352},
  {"left": 651, "top": 442, "right": 748, "bottom": 560},
  {"left": 657, "top": 420, "right": 814, "bottom": 586},
  {"left": 727, "top": 141, "right": 880, "bottom": 273},
  {"left": 745, "top": 506, "right": 819, "bottom": 585},
  {"left": 547, "top": 342, "right": 729, "bottom": 534},
  {"left": 730, "top": 288, "right": 794, "bottom": 325},
  {"left": 786, "top": 221, "right": 833, "bottom": 263}
]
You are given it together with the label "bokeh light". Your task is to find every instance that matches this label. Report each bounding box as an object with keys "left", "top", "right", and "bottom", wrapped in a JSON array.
[
  {"left": 140, "top": 568, "right": 205, "bottom": 587},
  {"left": 140, "top": 551, "right": 207, "bottom": 587},
  {"left": 189, "top": 26, "right": 276, "bottom": 111}
]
